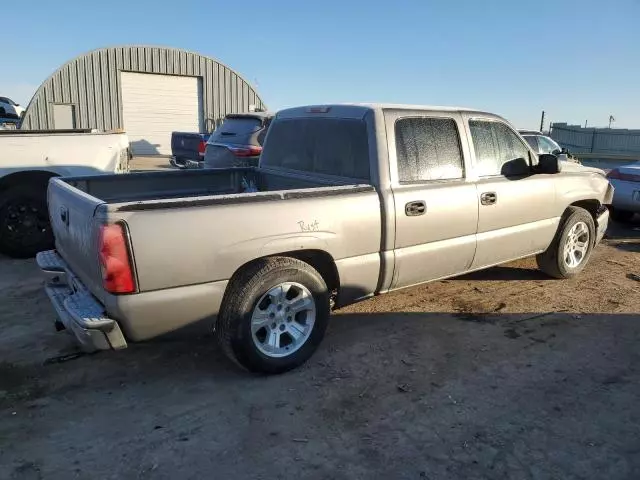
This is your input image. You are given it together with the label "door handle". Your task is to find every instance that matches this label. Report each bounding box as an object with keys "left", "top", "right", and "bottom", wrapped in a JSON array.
[
  {"left": 405, "top": 200, "right": 426, "bottom": 216},
  {"left": 480, "top": 192, "right": 497, "bottom": 206}
]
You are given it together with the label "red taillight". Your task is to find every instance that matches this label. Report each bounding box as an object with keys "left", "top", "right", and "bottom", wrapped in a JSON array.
[
  {"left": 98, "top": 223, "right": 135, "bottom": 294},
  {"left": 198, "top": 140, "right": 206, "bottom": 157},
  {"left": 228, "top": 145, "right": 263, "bottom": 157},
  {"left": 607, "top": 168, "right": 640, "bottom": 182}
]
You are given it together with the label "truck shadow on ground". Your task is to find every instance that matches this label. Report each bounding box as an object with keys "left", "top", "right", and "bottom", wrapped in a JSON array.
[
  {"left": 454, "top": 266, "right": 550, "bottom": 281},
  {"left": 2, "top": 309, "right": 638, "bottom": 480},
  {"left": 2, "top": 297, "right": 639, "bottom": 480},
  {"left": 4, "top": 308, "right": 637, "bottom": 400}
]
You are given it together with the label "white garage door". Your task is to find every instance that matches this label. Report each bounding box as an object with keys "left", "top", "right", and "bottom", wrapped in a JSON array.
[{"left": 121, "top": 72, "right": 203, "bottom": 155}]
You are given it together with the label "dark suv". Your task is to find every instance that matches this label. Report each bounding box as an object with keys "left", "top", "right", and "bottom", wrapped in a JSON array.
[{"left": 203, "top": 112, "right": 274, "bottom": 168}]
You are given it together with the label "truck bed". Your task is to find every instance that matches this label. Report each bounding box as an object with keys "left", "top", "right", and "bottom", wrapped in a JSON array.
[
  {"left": 48, "top": 166, "right": 377, "bottom": 297},
  {"left": 62, "top": 167, "right": 364, "bottom": 206}
]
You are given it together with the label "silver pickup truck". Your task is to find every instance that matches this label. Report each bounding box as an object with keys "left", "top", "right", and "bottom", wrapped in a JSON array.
[{"left": 38, "top": 104, "right": 613, "bottom": 374}]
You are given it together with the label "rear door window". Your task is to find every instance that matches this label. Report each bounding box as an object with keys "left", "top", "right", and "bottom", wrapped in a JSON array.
[
  {"left": 395, "top": 117, "right": 464, "bottom": 182},
  {"left": 260, "top": 118, "right": 370, "bottom": 180}
]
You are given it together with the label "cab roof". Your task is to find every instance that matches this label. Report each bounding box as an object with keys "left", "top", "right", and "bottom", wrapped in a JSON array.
[{"left": 276, "top": 103, "right": 502, "bottom": 121}]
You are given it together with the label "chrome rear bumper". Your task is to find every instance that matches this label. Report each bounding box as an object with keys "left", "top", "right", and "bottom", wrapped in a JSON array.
[{"left": 36, "top": 250, "right": 127, "bottom": 352}]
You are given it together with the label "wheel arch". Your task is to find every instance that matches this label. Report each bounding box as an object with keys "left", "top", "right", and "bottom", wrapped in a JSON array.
[
  {"left": 570, "top": 199, "right": 601, "bottom": 220},
  {"left": 569, "top": 199, "right": 604, "bottom": 244},
  {"left": 228, "top": 249, "right": 340, "bottom": 305},
  {"left": 0, "top": 170, "right": 60, "bottom": 194}
]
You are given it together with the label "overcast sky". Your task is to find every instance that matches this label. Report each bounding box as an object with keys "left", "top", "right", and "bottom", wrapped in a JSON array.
[{"left": 3, "top": 0, "right": 640, "bottom": 129}]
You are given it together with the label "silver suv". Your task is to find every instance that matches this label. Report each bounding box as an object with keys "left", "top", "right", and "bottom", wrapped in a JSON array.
[{"left": 519, "top": 130, "right": 579, "bottom": 164}]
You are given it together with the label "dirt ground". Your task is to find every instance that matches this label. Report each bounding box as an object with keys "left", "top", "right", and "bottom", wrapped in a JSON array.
[{"left": 1, "top": 190, "right": 640, "bottom": 478}]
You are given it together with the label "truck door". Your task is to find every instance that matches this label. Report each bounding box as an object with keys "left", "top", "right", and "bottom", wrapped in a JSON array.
[
  {"left": 384, "top": 110, "right": 478, "bottom": 290},
  {"left": 464, "top": 116, "right": 557, "bottom": 269}
]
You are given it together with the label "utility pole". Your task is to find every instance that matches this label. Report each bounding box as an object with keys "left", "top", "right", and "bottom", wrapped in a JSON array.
[{"left": 539, "top": 110, "right": 545, "bottom": 132}]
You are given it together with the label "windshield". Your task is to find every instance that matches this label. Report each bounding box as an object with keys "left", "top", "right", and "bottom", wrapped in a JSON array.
[
  {"left": 539, "top": 135, "right": 562, "bottom": 154},
  {"left": 522, "top": 135, "right": 539, "bottom": 151}
]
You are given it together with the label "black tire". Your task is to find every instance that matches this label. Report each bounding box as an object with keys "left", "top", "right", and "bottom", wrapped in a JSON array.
[
  {"left": 0, "top": 185, "right": 54, "bottom": 258},
  {"left": 610, "top": 208, "right": 634, "bottom": 223},
  {"left": 216, "top": 256, "right": 330, "bottom": 374},
  {"left": 536, "top": 206, "right": 595, "bottom": 279}
]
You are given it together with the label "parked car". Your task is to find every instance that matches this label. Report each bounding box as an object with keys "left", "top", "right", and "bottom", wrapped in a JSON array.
[
  {"left": 519, "top": 130, "right": 579, "bottom": 164},
  {"left": 606, "top": 161, "right": 640, "bottom": 222},
  {"left": 0, "top": 129, "right": 130, "bottom": 258},
  {"left": 38, "top": 104, "right": 612, "bottom": 374},
  {"left": 203, "top": 112, "right": 273, "bottom": 168},
  {"left": 0, "top": 97, "right": 26, "bottom": 119},
  {"left": 169, "top": 132, "right": 211, "bottom": 169}
]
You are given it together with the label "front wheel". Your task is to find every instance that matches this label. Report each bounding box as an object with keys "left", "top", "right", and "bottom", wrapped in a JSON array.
[
  {"left": 536, "top": 206, "right": 595, "bottom": 279},
  {"left": 216, "top": 257, "right": 330, "bottom": 374},
  {"left": 0, "top": 185, "right": 54, "bottom": 258}
]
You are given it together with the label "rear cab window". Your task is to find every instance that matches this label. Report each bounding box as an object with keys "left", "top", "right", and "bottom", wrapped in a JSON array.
[{"left": 260, "top": 118, "right": 370, "bottom": 181}]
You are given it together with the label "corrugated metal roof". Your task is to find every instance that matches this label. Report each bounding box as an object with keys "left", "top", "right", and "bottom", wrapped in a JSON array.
[{"left": 21, "top": 46, "right": 265, "bottom": 132}]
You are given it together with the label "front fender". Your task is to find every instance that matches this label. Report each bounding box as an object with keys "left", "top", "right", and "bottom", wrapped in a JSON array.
[{"left": 556, "top": 171, "right": 612, "bottom": 208}]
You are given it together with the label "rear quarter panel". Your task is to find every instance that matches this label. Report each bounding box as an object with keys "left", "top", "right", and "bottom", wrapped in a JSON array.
[{"left": 114, "top": 187, "right": 382, "bottom": 300}]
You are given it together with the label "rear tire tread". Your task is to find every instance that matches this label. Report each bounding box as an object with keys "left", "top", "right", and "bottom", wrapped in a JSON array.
[{"left": 215, "top": 256, "right": 329, "bottom": 374}]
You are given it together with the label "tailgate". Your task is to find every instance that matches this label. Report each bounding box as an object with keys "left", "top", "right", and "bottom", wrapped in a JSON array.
[
  {"left": 171, "top": 132, "right": 208, "bottom": 159},
  {"left": 48, "top": 178, "right": 105, "bottom": 295}
]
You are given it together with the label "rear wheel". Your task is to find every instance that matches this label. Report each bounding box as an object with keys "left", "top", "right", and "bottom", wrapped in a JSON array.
[
  {"left": 216, "top": 257, "right": 330, "bottom": 374},
  {"left": 0, "top": 185, "right": 54, "bottom": 258},
  {"left": 610, "top": 208, "right": 634, "bottom": 223},
  {"left": 536, "top": 206, "right": 595, "bottom": 279}
]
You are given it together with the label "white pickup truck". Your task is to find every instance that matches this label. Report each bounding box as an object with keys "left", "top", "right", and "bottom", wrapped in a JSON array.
[{"left": 0, "top": 129, "right": 130, "bottom": 258}]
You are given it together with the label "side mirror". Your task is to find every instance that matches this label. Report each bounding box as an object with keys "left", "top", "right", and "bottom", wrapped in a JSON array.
[{"left": 536, "top": 154, "right": 561, "bottom": 174}]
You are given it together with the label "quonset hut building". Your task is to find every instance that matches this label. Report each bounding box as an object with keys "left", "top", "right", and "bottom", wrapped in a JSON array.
[{"left": 20, "top": 46, "right": 266, "bottom": 155}]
